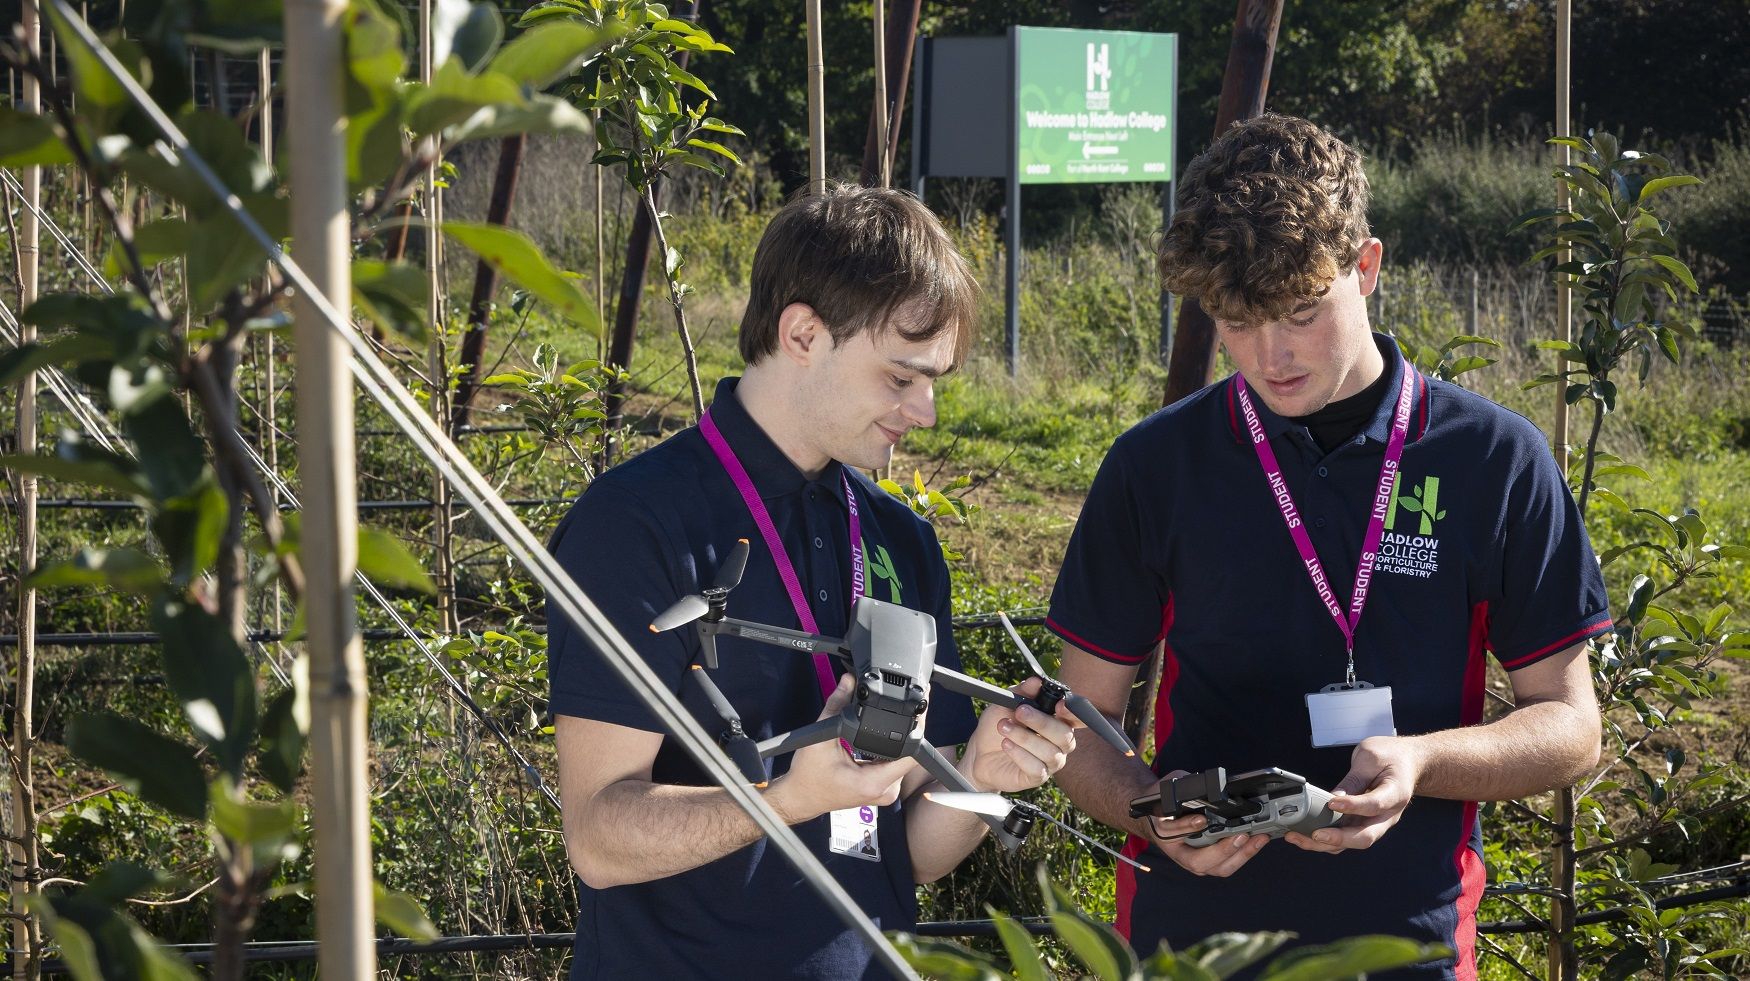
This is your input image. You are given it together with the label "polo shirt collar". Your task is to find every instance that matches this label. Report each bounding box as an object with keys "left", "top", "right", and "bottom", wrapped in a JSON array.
[
  {"left": 1232, "top": 333, "right": 1424, "bottom": 447},
  {"left": 706, "top": 376, "right": 850, "bottom": 507}
]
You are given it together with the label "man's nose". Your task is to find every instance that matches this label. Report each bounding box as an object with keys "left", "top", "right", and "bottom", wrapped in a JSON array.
[{"left": 901, "top": 382, "right": 936, "bottom": 429}]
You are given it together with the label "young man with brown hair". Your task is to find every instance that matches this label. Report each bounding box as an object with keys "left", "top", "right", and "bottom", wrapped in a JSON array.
[
  {"left": 547, "top": 184, "right": 1079, "bottom": 979},
  {"left": 1046, "top": 114, "right": 1610, "bottom": 977}
]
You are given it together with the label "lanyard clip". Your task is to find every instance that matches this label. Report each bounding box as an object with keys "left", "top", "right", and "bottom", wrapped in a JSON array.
[{"left": 1344, "top": 650, "right": 1357, "bottom": 687}]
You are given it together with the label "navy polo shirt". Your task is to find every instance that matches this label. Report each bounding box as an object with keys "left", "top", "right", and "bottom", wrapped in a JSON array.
[
  {"left": 1048, "top": 334, "right": 1610, "bottom": 978},
  {"left": 546, "top": 376, "right": 977, "bottom": 981}
]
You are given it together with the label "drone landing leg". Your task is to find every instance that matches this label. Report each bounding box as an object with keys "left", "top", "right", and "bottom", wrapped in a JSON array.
[
  {"left": 756, "top": 716, "right": 846, "bottom": 759},
  {"left": 913, "top": 740, "right": 1024, "bottom": 851}
]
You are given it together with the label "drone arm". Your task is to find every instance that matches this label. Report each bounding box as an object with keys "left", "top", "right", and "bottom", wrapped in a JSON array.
[
  {"left": 711, "top": 618, "right": 848, "bottom": 658},
  {"left": 913, "top": 740, "right": 1023, "bottom": 851},
  {"left": 929, "top": 666, "right": 1027, "bottom": 709},
  {"left": 756, "top": 716, "right": 845, "bottom": 759}
]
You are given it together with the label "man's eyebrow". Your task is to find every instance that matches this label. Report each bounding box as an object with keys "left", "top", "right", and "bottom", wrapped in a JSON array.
[{"left": 889, "top": 357, "right": 946, "bottom": 379}]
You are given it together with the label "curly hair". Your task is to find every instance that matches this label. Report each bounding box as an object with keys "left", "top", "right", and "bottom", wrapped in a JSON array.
[{"left": 1157, "top": 113, "right": 1370, "bottom": 326}]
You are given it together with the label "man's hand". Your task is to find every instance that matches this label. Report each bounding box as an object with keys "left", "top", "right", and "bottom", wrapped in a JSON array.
[
  {"left": 1286, "top": 735, "right": 1422, "bottom": 854},
  {"left": 764, "top": 675, "right": 917, "bottom": 824},
  {"left": 960, "top": 678, "right": 1081, "bottom": 793},
  {"left": 1143, "top": 769, "right": 1259, "bottom": 877}
]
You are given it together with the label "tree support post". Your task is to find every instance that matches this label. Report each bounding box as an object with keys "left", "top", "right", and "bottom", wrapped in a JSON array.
[{"left": 284, "top": 1, "right": 374, "bottom": 976}]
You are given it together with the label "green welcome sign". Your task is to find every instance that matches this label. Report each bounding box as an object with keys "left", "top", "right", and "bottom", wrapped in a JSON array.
[{"left": 1015, "top": 27, "right": 1176, "bottom": 185}]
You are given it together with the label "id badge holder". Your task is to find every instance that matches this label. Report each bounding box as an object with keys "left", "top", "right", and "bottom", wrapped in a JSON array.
[
  {"left": 1306, "top": 680, "right": 1396, "bottom": 748},
  {"left": 829, "top": 804, "right": 881, "bottom": 862}
]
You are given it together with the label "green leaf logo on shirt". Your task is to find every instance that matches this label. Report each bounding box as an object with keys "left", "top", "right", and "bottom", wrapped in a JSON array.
[
  {"left": 1386, "top": 474, "right": 1447, "bottom": 535},
  {"left": 865, "top": 541, "right": 903, "bottom": 604}
]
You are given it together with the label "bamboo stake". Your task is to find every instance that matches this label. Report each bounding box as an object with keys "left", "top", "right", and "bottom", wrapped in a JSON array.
[
  {"left": 805, "top": 0, "right": 825, "bottom": 192},
  {"left": 1549, "top": 4, "right": 1576, "bottom": 979},
  {"left": 283, "top": 1, "right": 373, "bottom": 977},
  {"left": 419, "top": 0, "right": 458, "bottom": 638},
  {"left": 595, "top": 109, "right": 605, "bottom": 363},
  {"left": 9, "top": 6, "right": 44, "bottom": 978},
  {"left": 258, "top": 48, "right": 284, "bottom": 644},
  {"left": 871, "top": 0, "right": 889, "bottom": 188}
]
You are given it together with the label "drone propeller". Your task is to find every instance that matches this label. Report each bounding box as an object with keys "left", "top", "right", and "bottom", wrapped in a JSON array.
[
  {"left": 649, "top": 541, "right": 753, "bottom": 666},
  {"left": 923, "top": 792, "right": 1150, "bottom": 872},
  {"left": 689, "top": 665, "right": 768, "bottom": 787},
  {"left": 650, "top": 594, "right": 710, "bottom": 633},
  {"left": 709, "top": 538, "right": 750, "bottom": 594},
  {"left": 998, "top": 612, "right": 1138, "bottom": 758}
]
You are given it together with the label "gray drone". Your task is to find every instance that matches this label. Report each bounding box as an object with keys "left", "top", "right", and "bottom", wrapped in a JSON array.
[{"left": 649, "top": 540, "right": 1141, "bottom": 856}]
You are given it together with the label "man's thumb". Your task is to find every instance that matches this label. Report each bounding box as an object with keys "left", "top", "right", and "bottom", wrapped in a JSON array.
[{"left": 820, "top": 674, "right": 854, "bottom": 717}]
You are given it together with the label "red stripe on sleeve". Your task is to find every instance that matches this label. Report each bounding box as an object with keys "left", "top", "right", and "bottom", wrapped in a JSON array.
[{"left": 1497, "top": 615, "right": 1614, "bottom": 670}]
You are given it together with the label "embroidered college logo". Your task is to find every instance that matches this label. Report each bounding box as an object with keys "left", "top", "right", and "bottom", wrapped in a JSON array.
[
  {"left": 865, "top": 541, "right": 904, "bottom": 604},
  {"left": 1377, "top": 474, "right": 1444, "bottom": 578}
]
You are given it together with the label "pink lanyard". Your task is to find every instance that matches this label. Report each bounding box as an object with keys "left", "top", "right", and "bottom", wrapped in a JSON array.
[
  {"left": 1231, "top": 360, "right": 1415, "bottom": 679},
  {"left": 700, "top": 409, "right": 864, "bottom": 702}
]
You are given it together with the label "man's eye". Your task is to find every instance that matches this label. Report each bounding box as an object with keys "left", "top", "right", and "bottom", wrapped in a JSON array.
[
  {"left": 1289, "top": 313, "right": 1317, "bottom": 327},
  {"left": 889, "top": 374, "right": 912, "bottom": 389}
]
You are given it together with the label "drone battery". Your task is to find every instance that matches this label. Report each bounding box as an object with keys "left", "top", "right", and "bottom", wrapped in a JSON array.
[{"left": 1305, "top": 682, "right": 1396, "bottom": 747}]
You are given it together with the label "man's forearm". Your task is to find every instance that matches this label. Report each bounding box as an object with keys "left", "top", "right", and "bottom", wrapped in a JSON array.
[
  {"left": 1055, "top": 737, "right": 1161, "bottom": 841},
  {"left": 906, "top": 788, "right": 989, "bottom": 883},
  {"left": 568, "top": 780, "right": 784, "bottom": 889},
  {"left": 1403, "top": 699, "right": 1601, "bottom": 801}
]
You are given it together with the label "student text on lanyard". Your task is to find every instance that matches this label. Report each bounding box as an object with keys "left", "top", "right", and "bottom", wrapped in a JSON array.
[
  {"left": 1232, "top": 358, "right": 1415, "bottom": 685},
  {"left": 699, "top": 409, "right": 864, "bottom": 704}
]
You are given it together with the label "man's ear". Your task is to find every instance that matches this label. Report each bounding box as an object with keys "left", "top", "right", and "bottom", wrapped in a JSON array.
[
  {"left": 1356, "top": 238, "right": 1385, "bottom": 296},
  {"left": 776, "top": 302, "right": 827, "bottom": 366}
]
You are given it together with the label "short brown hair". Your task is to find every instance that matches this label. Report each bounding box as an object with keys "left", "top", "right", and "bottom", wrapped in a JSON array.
[
  {"left": 738, "top": 183, "right": 979, "bottom": 367},
  {"left": 1158, "top": 113, "right": 1371, "bottom": 326}
]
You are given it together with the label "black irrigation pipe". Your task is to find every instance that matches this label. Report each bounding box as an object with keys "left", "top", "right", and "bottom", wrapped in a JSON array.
[
  {"left": 10, "top": 497, "right": 575, "bottom": 512},
  {"left": 9, "top": 881, "right": 1750, "bottom": 975},
  {"left": 0, "top": 615, "right": 1046, "bottom": 649},
  {"left": 1478, "top": 877, "right": 1750, "bottom": 935},
  {"left": 0, "top": 921, "right": 1061, "bottom": 973}
]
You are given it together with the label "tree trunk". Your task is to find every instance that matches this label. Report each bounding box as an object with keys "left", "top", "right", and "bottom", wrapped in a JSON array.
[
  {"left": 451, "top": 133, "right": 528, "bottom": 431},
  {"left": 860, "top": 0, "right": 921, "bottom": 187},
  {"left": 1128, "top": 0, "right": 1285, "bottom": 745}
]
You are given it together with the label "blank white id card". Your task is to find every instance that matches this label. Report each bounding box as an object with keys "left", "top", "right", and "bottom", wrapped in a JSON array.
[
  {"left": 1306, "top": 682, "right": 1396, "bottom": 748},
  {"left": 829, "top": 805, "right": 881, "bottom": 862}
]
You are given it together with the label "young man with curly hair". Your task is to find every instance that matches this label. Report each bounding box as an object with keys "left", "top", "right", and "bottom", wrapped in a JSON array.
[
  {"left": 547, "top": 184, "right": 1080, "bottom": 979},
  {"left": 1046, "top": 114, "right": 1610, "bottom": 977}
]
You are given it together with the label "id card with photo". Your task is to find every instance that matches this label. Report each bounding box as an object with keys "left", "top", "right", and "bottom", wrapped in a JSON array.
[
  {"left": 829, "top": 805, "right": 881, "bottom": 862},
  {"left": 1306, "top": 681, "right": 1396, "bottom": 748}
]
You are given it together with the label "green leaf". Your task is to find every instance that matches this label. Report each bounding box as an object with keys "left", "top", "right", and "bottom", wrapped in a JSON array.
[
  {"left": 66, "top": 713, "right": 208, "bottom": 820},
  {"left": 442, "top": 221, "right": 599, "bottom": 333},
  {"left": 451, "top": 2, "right": 505, "bottom": 73},
  {"left": 1163, "top": 932, "right": 1288, "bottom": 978},
  {"left": 1648, "top": 254, "right": 1698, "bottom": 292},
  {"left": 27, "top": 547, "right": 165, "bottom": 594},
  {"left": 152, "top": 480, "right": 230, "bottom": 587},
  {"left": 0, "top": 334, "right": 116, "bottom": 388},
  {"left": 1041, "top": 872, "right": 1135, "bottom": 981},
  {"left": 1625, "top": 575, "right": 1654, "bottom": 625},
  {"left": 153, "top": 598, "right": 258, "bottom": 776},
  {"left": 1637, "top": 174, "right": 1702, "bottom": 202},
  {"left": 210, "top": 781, "right": 297, "bottom": 846},
  {"left": 43, "top": 3, "right": 129, "bottom": 111},
  {"left": 358, "top": 526, "right": 438, "bottom": 594},
  {"left": 0, "top": 450, "right": 147, "bottom": 497},
  {"left": 406, "top": 58, "right": 526, "bottom": 137},
  {"left": 888, "top": 933, "right": 1004, "bottom": 980},
  {"left": 187, "top": 192, "right": 288, "bottom": 310},
  {"left": 122, "top": 395, "right": 206, "bottom": 498},
  {"left": 38, "top": 914, "right": 103, "bottom": 981},
  {"left": 988, "top": 908, "right": 1050, "bottom": 981},
  {"left": 258, "top": 656, "right": 310, "bottom": 795},
  {"left": 374, "top": 883, "right": 440, "bottom": 941},
  {"left": 487, "top": 21, "right": 606, "bottom": 89},
  {"left": 352, "top": 258, "right": 431, "bottom": 345},
  {"left": 685, "top": 137, "right": 742, "bottom": 166},
  {"left": 1255, "top": 936, "right": 1450, "bottom": 981},
  {"left": 446, "top": 92, "right": 593, "bottom": 143},
  {"left": 0, "top": 107, "right": 74, "bottom": 166},
  {"left": 105, "top": 216, "right": 192, "bottom": 279}
]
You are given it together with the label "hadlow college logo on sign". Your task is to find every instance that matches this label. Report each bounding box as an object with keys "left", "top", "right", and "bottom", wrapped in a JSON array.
[
  {"left": 1084, "top": 42, "right": 1111, "bottom": 110},
  {"left": 1376, "top": 473, "right": 1446, "bottom": 578}
]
